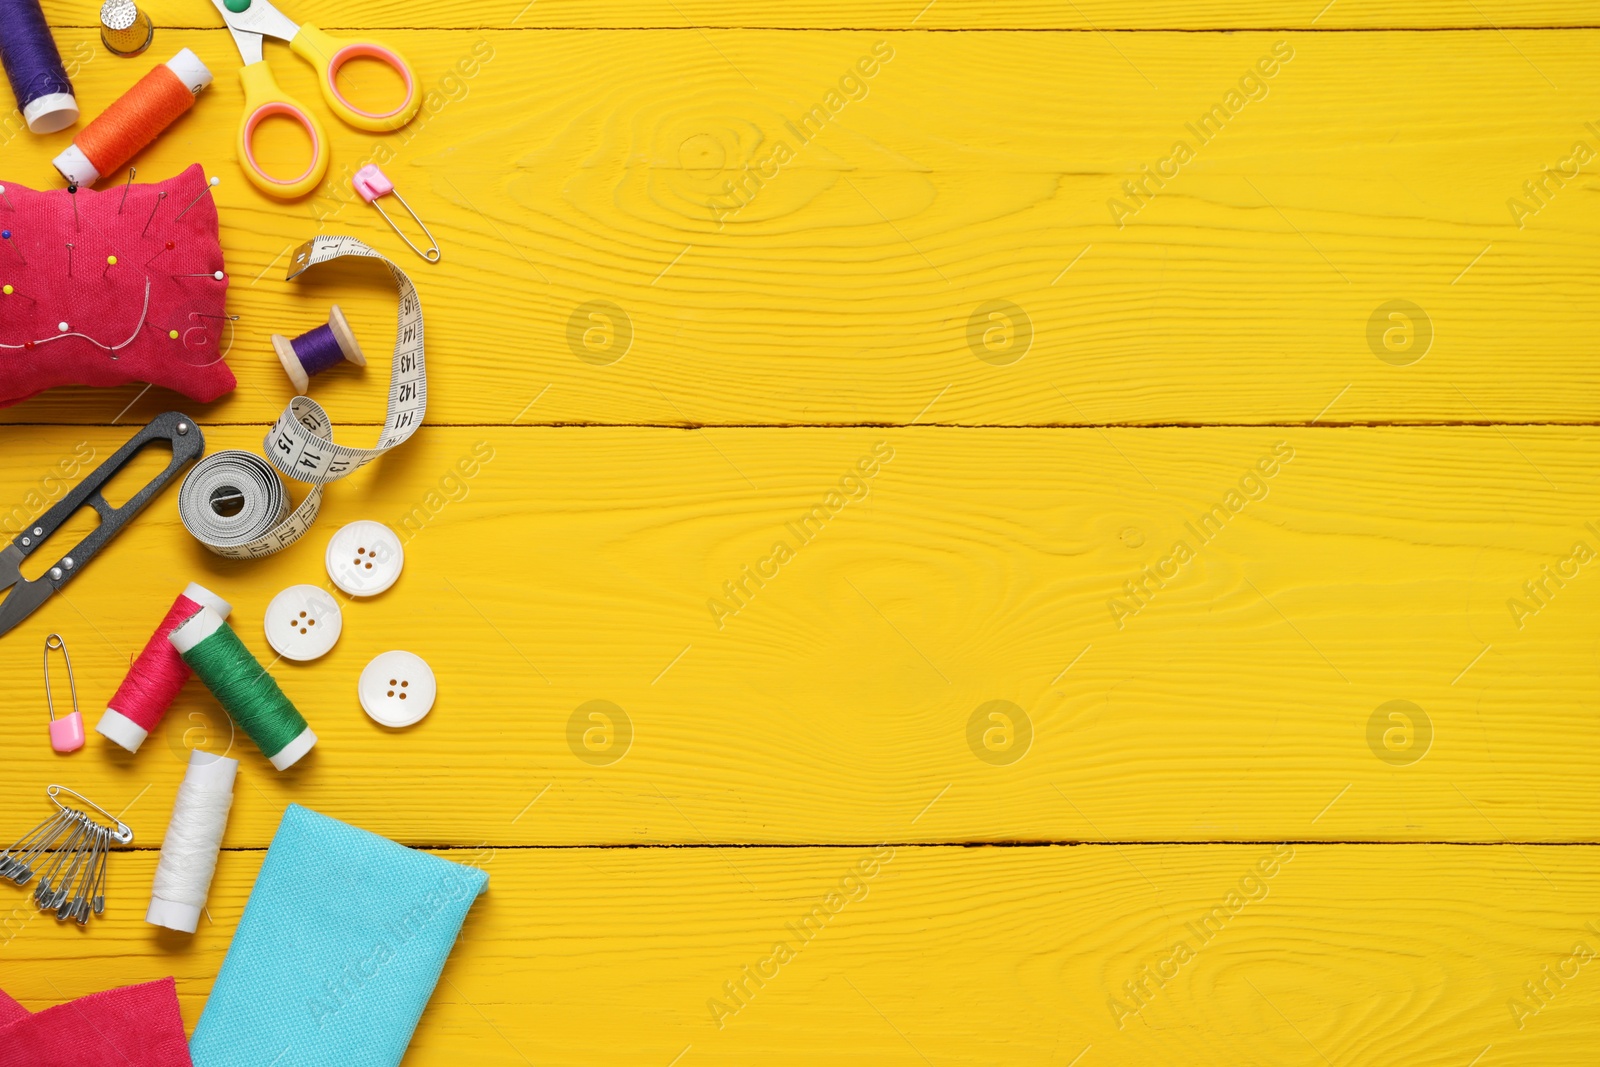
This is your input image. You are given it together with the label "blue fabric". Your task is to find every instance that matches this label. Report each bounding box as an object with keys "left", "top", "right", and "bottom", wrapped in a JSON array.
[{"left": 189, "top": 804, "right": 488, "bottom": 1067}]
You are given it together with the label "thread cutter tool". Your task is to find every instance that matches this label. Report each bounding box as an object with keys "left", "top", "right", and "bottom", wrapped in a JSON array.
[{"left": 0, "top": 412, "right": 204, "bottom": 639}]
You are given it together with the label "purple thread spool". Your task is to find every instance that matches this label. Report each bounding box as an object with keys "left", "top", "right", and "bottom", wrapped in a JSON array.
[
  {"left": 272, "top": 305, "right": 365, "bottom": 393},
  {"left": 0, "top": 0, "right": 80, "bottom": 134}
]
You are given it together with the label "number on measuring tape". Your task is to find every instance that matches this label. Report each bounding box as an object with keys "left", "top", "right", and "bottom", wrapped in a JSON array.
[{"left": 178, "top": 237, "right": 428, "bottom": 559}]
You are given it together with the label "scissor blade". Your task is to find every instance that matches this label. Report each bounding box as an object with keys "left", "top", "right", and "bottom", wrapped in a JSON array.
[
  {"left": 207, "top": 0, "right": 299, "bottom": 45},
  {"left": 0, "top": 544, "right": 20, "bottom": 592},
  {"left": 208, "top": 0, "right": 265, "bottom": 64},
  {"left": 0, "top": 576, "right": 54, "bottom": 639}
]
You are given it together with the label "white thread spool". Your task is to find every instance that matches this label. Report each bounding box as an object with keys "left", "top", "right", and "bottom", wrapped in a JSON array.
[{"left": 146, "top": 748, "right": 237, "bottom": 933}]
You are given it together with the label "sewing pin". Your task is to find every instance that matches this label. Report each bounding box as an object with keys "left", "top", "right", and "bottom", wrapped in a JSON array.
[
  {"left": 174, "top": 176, "right": 219, "bottom": 222},
  {"left": 1, "top": 230, "right": 22, "bottom": 264},
  {"left": 141, "top": 191, "right": 166, "bottom": 237},
  {"left": 66, "top": 242, "right": 74, "bottom": 277},
  {"left": 68, "top": 183, "right": 79, "bottom": 232},
  {"left": 2, "top": 284, "right": 37, "bottom": 305},
  {"left": 118, "top": 168, "right": 135, "bottom": 214},
  {"left": 0, "top": 184, "right": 12, "bottom": 210},
  {"left": 145, "top": 241, "right": 174, "bottom": 269},
  {"left": 171, "top": 270, "right": 225, "bottom": 281},
  {"left": 101, "top": 255, "right": 117, "bottom": 279}
]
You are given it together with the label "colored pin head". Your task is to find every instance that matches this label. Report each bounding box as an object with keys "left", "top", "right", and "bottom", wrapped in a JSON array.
[{"left": 175, "top": 176, "right": 220, "bottom": 222}]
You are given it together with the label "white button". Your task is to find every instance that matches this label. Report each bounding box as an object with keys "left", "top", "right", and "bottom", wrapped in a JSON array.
[
  {"left": 263, "top": 584, "right": 342, "bottom": 661},
  {"left": 359, "top": 650, "right": 435, "bottom": 727},
  {"left": 326, "top": 520, "right": 404, "bottom": 596}
]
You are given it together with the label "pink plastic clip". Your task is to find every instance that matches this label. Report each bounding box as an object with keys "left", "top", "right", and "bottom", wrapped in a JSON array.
[
  {"left": 50, "top": 713, "right": 85, "bottom": 754},
  {"left": 350, "top": 165, "right": 439, "bottom": 262},
  {"left": 352, "top": 164, "right": 395, "bottom": 203}
]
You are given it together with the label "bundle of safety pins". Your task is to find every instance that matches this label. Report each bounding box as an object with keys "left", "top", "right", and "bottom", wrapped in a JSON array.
[{"left": 0, "top": 785, "right": 133, "bottom": 926}]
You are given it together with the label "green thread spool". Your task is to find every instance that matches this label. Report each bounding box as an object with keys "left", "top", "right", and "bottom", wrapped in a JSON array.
[{"left": 168, "top": 607, "right": 317, "bottom": 770}]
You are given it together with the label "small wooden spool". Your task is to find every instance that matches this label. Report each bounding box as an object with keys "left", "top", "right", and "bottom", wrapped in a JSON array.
[{"left": 271, "top": 304, "right": 366, "bottom": 393}]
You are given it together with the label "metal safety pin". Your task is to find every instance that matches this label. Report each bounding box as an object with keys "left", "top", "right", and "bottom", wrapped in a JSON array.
[
  {"left": 1, "top": 785, "right": 133, "bottom": 926},
  {"left": 34, "top": 814, "right": 88, "bottom": 907},
  {"left": 352, "top": 165, "right": 441, "bottom": 263},
  {"left": 47, "top": 785, "right": 134, "bottom": 844},
  {"left": 44, "top": 633, "right": 85, "bottom": 753},
  {"left": 0, "top": 809, "right": 71, "bottom": 882}
]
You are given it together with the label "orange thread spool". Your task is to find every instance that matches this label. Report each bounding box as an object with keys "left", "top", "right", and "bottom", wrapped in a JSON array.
[{"left": 52, "top": 48, "right": 212, "bottom": 187}]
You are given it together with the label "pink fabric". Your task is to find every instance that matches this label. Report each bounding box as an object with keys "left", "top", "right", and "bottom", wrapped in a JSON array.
[
  {"left": 0, "top": 989, "right": 26, "bottom": 1027},
  {"left": 0, "top": 165, "right": 236, "bottom": 408},
  {"left": 0, "top": 978, "right": 192, "bottom": 1067}
]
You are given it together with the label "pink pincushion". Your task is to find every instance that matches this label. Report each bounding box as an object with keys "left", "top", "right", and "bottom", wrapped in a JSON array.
[{"left": 0, "top": 165, "right": 236, "bottom": 408}]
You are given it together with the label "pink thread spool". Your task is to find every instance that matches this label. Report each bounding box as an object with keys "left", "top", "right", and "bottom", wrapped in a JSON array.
[{"left": 96, "top": 582, "right": 231, "bottom": 753}]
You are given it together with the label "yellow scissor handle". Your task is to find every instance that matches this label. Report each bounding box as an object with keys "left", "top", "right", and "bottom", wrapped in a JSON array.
[
  {"left": 236, "top": 60, "right": 330, "bottom": 200},
  {"left": 290, "top": 24, "right": 422, "bottom": 133}
]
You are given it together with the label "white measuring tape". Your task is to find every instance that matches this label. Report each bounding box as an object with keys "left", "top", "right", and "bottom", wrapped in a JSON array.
[{"left": 179, "top": 236, "right": 427, "bottom": 559}]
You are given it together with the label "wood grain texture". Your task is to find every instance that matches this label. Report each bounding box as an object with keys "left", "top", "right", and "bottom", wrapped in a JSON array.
[
  {"left": 3, "top": 845, "right": 1599, "bottom": 1065},
  {"left": 3, "top": 425, "right": 1600, "bottom": 846},
  {"left": 33, "top": 0, "right": 1600, "bottom": 29},
  {"left": 3, "top": 10, "right": 1597, "bottom": 1064},
  {"left": 4, "top": 30, "right": 1599, "bottom": 427}
]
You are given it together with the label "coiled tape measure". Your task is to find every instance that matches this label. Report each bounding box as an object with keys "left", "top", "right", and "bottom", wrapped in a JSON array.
[{"left": 179, "top": 236, "right": 426, "bottom": 558}]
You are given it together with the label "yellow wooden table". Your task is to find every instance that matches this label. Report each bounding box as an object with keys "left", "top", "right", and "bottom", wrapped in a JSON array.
[{"left": 3, "top": 3, "right": 1599, "bottom": 1063}]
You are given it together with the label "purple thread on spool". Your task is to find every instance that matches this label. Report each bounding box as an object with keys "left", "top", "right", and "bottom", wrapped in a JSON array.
[
  {"left": 0, "top": 0, "right": 79, "bottom": 133},
  {"left": 294, "top": 325, "right": 346, "bottom": 375},
  {"left": 271, "top": 304, "right": 366, "bottom": 394}
]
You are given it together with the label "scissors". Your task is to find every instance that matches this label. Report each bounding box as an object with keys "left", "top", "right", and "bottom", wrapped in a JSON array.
[
  {"left": 0, "top": 413, "right": 203, "bottom": 640},
  {"left": 207, "top": 0, "right": 421, "bottom": 199}
]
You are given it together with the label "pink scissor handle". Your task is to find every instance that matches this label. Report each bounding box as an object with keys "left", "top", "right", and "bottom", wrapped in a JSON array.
[
  {"left": 293, "top": 25, "right": 422, "bottom": 133},
  {"left": 235, "top": 58, "right": 331, "bottom": 199},
  {"left": 328, "top": 44, "right": 416, "bottom": 121},
  {"left": 239, "top": 100, "right": 329, "bottom": 198}
]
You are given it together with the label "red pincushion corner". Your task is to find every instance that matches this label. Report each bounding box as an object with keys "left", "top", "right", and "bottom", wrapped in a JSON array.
[
  {"left": 0, "top": 977, "right": 194, "bottom": 1066},
  {"left": 0, "top": 164, "right": 236, "bottom": 408}
]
